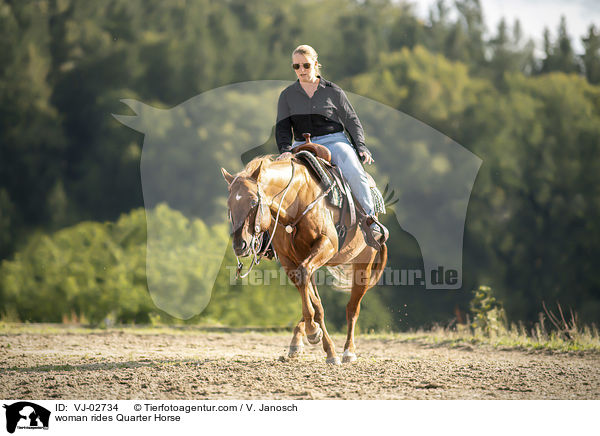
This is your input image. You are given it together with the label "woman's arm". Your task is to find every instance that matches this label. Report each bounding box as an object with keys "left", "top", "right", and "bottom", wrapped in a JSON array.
[
  {"left": 275, "top": 92, "right": 293, "bottom": 153},
  {"left": 336, "top": 88, "right": 372, "bottom": 162}
]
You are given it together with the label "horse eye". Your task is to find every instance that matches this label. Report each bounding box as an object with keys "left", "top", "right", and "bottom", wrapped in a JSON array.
[{"left": 250, "top": 199, "right": 258, "bottom": 208}]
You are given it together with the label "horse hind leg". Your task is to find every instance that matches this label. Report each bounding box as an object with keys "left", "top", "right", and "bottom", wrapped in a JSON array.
[
  {"left": 343, "top": 248, "right": 380, "bottom": 363},
  {"left": 288, "top": 319, "right": 305, "bottom": 358}
]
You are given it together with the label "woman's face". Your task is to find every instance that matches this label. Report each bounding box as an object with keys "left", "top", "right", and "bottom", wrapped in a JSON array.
[{"left": 292, "top": 53, "right": 318, "bottom": 83}]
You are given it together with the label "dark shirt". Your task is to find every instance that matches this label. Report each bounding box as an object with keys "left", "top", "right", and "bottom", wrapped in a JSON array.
[{"left": 275, "top": 77, "right": 368, "bottom": 155}]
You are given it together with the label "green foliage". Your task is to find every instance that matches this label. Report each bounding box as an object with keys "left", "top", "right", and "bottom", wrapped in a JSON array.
[
  {"left": 1, "top": 0, "right": 599, "bottom": 329},
  {"left": 469, "top": 286, "right": 507, "bottom": 335},
  {"left": 396, "top": 322, "right": 600, "bottom": 353},
  {"left": 0, "top": 203, "right": 397, "bottom": 330},
  {"left": 0, "top": 208, "right": 152, "bottom": 324},
  {"left": 0, "top": 204, "right": 282, "bottom": 325},
  {"left": 581, "top": 25, "right": 600, "bottom": 84},
  {"left": 144, "top": 204, "right": 230, "bottom": 319},
  {"left": 540, "top": 17, "right": 581, "bottom": 75}
]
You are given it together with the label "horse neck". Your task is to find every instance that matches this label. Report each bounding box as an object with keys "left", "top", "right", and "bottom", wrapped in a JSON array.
[
  {"left": 259, "top": 161, "right": 297, "bottom": 201},
  {"left": 260, "top": 161, "right": 317, "bottom": 215}
]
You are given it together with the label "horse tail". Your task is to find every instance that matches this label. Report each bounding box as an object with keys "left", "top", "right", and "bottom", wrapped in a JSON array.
[
  {"left": 325, "top": 264, "right": 353, "bottom": 292},
  {"left": 368, "top": 242, "right": 387, "bottom": 289},
  {"left": 325, "top": 243, "right": 388, "bottom": 292}
]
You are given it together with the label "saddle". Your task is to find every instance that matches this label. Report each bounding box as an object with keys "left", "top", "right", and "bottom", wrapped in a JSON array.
[
  {"left": 291, "top": 133, "right": 387, "bottom": 250},
  {"left": 292, "top": 136, "right": 332, "bottom": 163}
]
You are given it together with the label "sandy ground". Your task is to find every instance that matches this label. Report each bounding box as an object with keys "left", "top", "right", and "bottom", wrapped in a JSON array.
[{"left": 0, "top": 328, "right": 598, "bottom": 400}]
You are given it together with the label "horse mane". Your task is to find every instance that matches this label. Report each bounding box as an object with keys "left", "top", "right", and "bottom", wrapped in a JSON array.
[
  {"left": 242, "top": 155, "right": 274, "bottom": 177},
  {"left": 239, "top": 154, "right": 295, "bottom": 179}
]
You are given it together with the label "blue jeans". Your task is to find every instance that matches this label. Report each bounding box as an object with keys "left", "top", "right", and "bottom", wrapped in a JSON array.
[{"left": 292, "top": 131, "right": 375, "bottom": 215}]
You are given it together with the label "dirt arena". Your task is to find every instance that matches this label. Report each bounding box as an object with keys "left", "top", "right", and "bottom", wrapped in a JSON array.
[{"left": 1, "top": 327, "right": 598, "bottom": 400}]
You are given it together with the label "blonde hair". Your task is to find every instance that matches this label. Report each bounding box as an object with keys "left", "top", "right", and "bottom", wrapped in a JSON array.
[{"left": 293, "top": 44, "right": 322, "bottom": 76}]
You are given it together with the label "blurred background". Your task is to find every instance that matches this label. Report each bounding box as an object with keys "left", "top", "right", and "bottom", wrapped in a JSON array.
[{"left": 1, "top": 0, "right": 599, "bottom": 331}]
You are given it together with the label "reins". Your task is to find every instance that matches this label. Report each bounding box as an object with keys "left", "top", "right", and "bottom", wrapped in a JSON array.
[
  {"left": 233, "top": 157, "right": 336, "bottom": 280},
  {"left": 235, "top": 160, "right": 295, "bottom": 279},
  {"left": 284, "top": 183, "right": 333, "bottom": 234},
  {"left": 259, "top": 161, "right": 296, "bottom": 257}
]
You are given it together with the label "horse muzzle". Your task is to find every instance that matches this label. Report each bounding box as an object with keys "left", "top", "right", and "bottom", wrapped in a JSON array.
[{"left": 233, "top": 238, "right": 250, "bottom": 257}]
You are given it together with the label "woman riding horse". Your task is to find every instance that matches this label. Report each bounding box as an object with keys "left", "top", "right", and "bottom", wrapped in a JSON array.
[
  {"left": 275, "top": 44, "right": 388, "bottom": 244},
  {"left": 220, "top": 45, "right": 389, "bottom": 365}
]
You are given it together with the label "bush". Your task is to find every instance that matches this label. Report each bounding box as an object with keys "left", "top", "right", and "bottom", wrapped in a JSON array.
[
  {"left": 1, "top": 208, "right": 152, "bottom": 324},
  {"left": 470, "top": 285, "right": 507, "bottom": 335}
]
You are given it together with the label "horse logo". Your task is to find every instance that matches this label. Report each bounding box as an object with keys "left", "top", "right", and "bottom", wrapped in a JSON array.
[
  {"left": 113, "top": 80, "right": 481, "bottom": 319},
  {"left": 3, "top": 402, "right": 50, "bottom": 434}
]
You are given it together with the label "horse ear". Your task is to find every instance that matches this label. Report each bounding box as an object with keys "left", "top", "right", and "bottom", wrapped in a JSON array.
[
  {"left": 221, "top": 168, "right": 235, "bottom": 185},
  {"left": 249, "top": 162, "right": 262, "bottom": 181}
]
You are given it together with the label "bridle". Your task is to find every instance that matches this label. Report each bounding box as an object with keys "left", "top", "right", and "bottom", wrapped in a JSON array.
[{"left": 229, "top": 162, "right": 296, "bottom": 279}]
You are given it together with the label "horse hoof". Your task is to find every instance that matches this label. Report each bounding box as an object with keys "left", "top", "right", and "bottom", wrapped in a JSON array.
[
  {"left": 288, "top": 345, "right": 304, "bottom": 358},
  {"left": 306, "top": 326, "right": 323, "bottom": 344},
  {"left": 326, "top": 356, "right": 341, "bottom": 365},
  {"left": 342, "top": 350, "right": 357, "bottom": 363}
]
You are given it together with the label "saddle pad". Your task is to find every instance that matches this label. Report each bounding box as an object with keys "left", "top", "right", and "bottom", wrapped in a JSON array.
[
  {"left": 293, "top": 150, "right": 385, "bottom": 214},
  {"left": 371, "top": 186, "right": 386, "bottom": 214},
  {"left": 294, "top": 150, "right": 330, "bottom": 186},
  {"left": 294, "top": 151, "right": 343, "bottom": 207}
]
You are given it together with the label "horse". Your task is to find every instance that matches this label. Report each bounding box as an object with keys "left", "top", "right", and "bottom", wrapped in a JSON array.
[{"left": 221, "top": 153, "right": 387, "bottom": 365}]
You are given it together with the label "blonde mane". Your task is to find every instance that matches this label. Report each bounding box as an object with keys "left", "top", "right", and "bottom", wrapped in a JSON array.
[
  {"left": 239, "top": 154, "right": 293, "bottom": 178},
  {"left": 242, "top": 155, "right": 272, "bottom": 176}
]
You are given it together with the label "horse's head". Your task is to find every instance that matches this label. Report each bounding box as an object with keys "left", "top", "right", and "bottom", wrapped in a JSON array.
[{"left": 221, "top": 162, "right": 272, "bottom": 257}]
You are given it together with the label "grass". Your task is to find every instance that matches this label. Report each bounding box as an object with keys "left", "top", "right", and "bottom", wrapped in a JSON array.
[
  {"left": 366, "top": 323, "right": 600, "bottom": 353},
  {"left": 1, "top": 321, "right": 599, "bottom": 353}
]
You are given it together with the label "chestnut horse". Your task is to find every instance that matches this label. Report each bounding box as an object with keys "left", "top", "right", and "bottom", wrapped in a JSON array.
[{"left": 221, "top": 155, "right": 387, "bottom": 365}]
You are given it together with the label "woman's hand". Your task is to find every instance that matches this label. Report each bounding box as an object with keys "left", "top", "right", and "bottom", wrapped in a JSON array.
[
  {"left": 277, "top": 152, "right": 293, "bottom": 161},
  {"left": 359, "top": 149, "right": 374, "bottom": 165}
]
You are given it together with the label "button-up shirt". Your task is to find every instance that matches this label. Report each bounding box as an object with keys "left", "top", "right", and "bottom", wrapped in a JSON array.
[{"left": 275, "top": 77, "right": 367, "bottom": 154}]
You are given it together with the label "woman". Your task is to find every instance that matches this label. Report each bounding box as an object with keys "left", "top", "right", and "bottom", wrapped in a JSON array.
[{"left": 275, "top": 44, "right": 388, "bottom": 243}]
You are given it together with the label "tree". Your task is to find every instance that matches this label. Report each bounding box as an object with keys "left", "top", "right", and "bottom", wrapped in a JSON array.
[
  {"left": 454, "top": 0, "right": 486, "bottom": 67},
  {"left": 488, "top": 18, "right": 535, "bottom": 84},
  {"left": 540, "top": 16, "right": 582, "bottom": 74},
  {"left": 0, "top": 0, "right": 67, "bottom": 234},
  {"left": 582, "top": 25, "right": 600, "bottom": 84},
  {"left": 389, "top": 4, "right": 423, "bottom": 50}
]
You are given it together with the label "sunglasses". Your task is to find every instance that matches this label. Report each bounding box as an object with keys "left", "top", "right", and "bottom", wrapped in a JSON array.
[{"left": 292, "top": 63, "right": 312, "bottom": 70}]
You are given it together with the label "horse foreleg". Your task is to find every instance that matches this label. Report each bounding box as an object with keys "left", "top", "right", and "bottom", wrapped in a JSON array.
[
  {"left": 296, "top": 235, "right": 339, "bottom": 364},
  {"left": 279, "top": 254, "right": 320, "bottom": 348},
  {"left": 309, "top": 276, "right": 340, "bottom": 365}
]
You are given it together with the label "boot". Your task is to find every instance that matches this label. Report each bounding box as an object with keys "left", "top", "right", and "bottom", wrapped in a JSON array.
[{"left": 366, "top": 215, "right": 389, "bottom": 244}]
